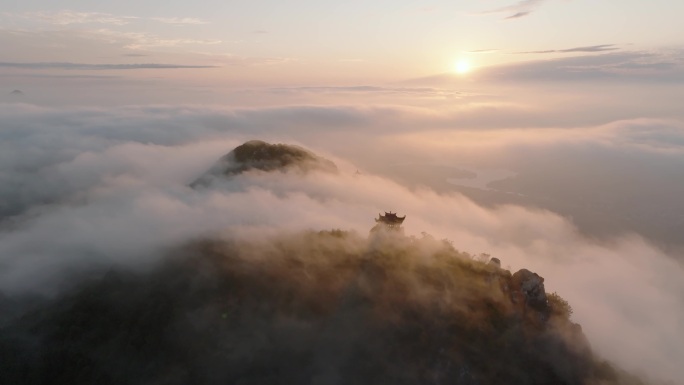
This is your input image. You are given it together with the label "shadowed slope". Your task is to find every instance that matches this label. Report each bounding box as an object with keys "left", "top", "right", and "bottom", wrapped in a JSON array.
[{"left": 0, "top": 230, "right": 646, "bottom": 385}]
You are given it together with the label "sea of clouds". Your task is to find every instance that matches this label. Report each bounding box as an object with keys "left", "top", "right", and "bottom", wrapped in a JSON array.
[{"left": 1, "top": 102, "right": 683, "bottom": 383}]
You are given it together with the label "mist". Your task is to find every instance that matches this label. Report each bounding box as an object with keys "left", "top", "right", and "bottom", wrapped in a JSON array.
[{"left": 0, "top": 103, "right": 682, "bottom": 383}]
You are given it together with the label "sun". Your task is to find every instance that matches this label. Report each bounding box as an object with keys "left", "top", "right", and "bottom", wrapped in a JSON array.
[{"left": 454, "top": 60, "right": 471, "bottom": 74}]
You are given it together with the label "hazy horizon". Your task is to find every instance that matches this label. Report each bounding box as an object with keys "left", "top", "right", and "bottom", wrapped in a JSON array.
[{"left": 2, "top": 1, "right": 683, "bottom": 384}]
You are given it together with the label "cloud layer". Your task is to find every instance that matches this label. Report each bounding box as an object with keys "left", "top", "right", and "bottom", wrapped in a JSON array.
[
  {"left": 9, "top": 10, "right": 209, "bottom": 26},
  {"left": 515, "top": 44, "right": 620, "bottom": 54},
  {"left": 410, "top": 50, "right": 684, "bottom": 84},
  {"left": 0, "top": 62, "right": 217, "bottom": 70},
  {"left": 0, "top": 103, "right": 682, "bottom": 383}
]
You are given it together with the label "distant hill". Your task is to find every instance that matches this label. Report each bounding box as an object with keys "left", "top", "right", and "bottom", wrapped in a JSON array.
[
  {"left": 9, "top": 89, "right": 24, "bottom": 97},
  {"left": 191, "top": 140, "right": 338, "bottom": 187}
]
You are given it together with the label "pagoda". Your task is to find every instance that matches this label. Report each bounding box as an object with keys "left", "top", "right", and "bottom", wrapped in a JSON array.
[{"left": 371, "top": 211, "right": 406, "bottom": 233}]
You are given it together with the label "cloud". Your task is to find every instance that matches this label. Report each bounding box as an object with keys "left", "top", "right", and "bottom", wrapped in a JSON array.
[
  {"left": 0, "top": 61, "right": 217, "bottom": 70},
  {"left": 516, "top": 44, "right": 620, "bottom": 54},
  {"left": 505, "top": 11, "right": 531, "bottom": 19},
  {"left": 1, "top": 103, "right": 683, "bottom": 248},
  {"left": 193, "top": 52, "right": 293, "bottom": 67},
  {"left": 491, "top": 51, "right": 684, "bottom": 82},
  {"left": 27, "top": 10, "right": 137, "bottom": 26},
  {"left": 267, "top": 86, "right": 462, "bottom": 98},
  {"left": 464, "top": 49, "right": 499, "bottom": 54},
  {"left": 11, "top": 11, "right": 209, "bottom": 26},
  {"left": 150, "top": 17, "right": 209, "bottom": 25},
  {"left": 0, "top": 103, "right": 682, "bottom": 382},
  {"left": 411, "top": 50, "right": 684, "bottom": 84},
  {"left": 562, "top": 44, "right": 620, "bottom": 53},
  {"left": 480, "top": 0, "right": 548, "bottom": 20},
  {"left": 0, "top": 73, "right": 120, "bottom": 79},
  {"left": 0, "top": 30, "right": 223, "bottom": 67},
  {"left": 92, "top": 29, "right": 223, "bottom": 49},
  {"left": 1, "top": 13, "right": 218, "bottom": 51},
  {"left": 0, "top": 29, "right": 281, "bottom": 70}
]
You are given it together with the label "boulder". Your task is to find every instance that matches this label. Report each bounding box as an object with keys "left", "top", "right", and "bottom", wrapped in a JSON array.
[{"left": 488, "top": 257, "right": 501, "bottom": 268}]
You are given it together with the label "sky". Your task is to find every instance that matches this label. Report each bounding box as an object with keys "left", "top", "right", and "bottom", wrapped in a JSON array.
[
  {"left": 1, "top": 0, "right": 683, "bottom": 90},
  {"left": 1, "top": 2, "right": 684, "bottom": 383}
]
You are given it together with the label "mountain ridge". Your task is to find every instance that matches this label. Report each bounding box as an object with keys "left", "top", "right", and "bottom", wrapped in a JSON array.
[{"left": 0, "top": 229, "right": 648, "bottom": 385}]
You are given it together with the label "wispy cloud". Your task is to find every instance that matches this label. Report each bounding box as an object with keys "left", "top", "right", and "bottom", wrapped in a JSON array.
[
  {"left": 268, "top": 86, "right": 462, "bottom": 98},
  {"left": 0, "top": 73, "right": 120, "bottom": 79},
  {"left": 93, "top": 29, "right": 222, "bottom": 49},
  {"left": 561, "top": 44, "right": 619, "bottom": 53},
  {"left": 494, "top": 51, "right": 683, "bottom": 82},
  {"left": 407, "top": 50, "right": 684, "bottom": 84},
  {"left": 194, "top": 52, "right": 293, "bottom": 67},
  {"left": 0, "top": 62, "right": 217, "bottom": 70},
  {"left": 150, "top": 17, "right": 209, "bottom": 25},
  {"left": 464, "top": 49, "right": 499, "bottom": 54},
  {"left": 28, "top": 11, "right": 137, "bottom": 26},
  {"left": 515, "top": 44, "right": 620, "bottom": 54},
  {"left": 11, "top": 11, "right": 209, "bottom": 27},
  {"left": 505, "top": 11, "right": 532, "bottom": 19},
  {"left": 480, "top": 0, "right": 548, "bottom": 20}
]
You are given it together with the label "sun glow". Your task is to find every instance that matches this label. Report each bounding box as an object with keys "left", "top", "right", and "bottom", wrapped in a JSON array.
[{"left": 455, "top": 60, "right": 471, "bottom": 74}]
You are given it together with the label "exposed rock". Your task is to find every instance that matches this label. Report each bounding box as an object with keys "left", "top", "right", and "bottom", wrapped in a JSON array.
[
  {"left": 512, "top": 269, "right": 548, "bottom": 311},
  {"left": 191, "top": 140, "right": 338, "bottom": 187}
]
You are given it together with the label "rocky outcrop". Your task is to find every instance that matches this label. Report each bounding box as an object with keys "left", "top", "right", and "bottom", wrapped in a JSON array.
[
  {"left": 191, "top": 140, "right": 338, "bottom": 187},
  {"left": 511, "top": 268, "right": 549, "bottom": 319},
  {"left": 488, "top": 257, "right": 501, "bottom": 268}
]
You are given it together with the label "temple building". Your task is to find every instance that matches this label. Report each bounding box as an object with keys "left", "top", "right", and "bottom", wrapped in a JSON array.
[{"left": 370, "top": 212, "right": 406, "bottom": 234}]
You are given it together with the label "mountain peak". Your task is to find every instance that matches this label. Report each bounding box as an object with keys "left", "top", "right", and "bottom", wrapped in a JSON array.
[
  {"left": 0, "top": 229, "right": 644, "bottom": 385},
  {"left": 191, "top": 140, "right": 338, "bottom": 187}
]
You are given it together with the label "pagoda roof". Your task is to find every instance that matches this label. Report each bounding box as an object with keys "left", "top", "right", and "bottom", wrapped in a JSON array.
[{"left": 376, "top": 211, "right": 406, "bottom": 224}]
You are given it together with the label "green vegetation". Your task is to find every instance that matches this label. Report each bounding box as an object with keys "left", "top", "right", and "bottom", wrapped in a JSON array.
[
  {"left": 191, "top": 140, "right": 338, "bottom": 187},
  {"left": 548, "top": 291, "right": 574, "bottom": 320}
]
